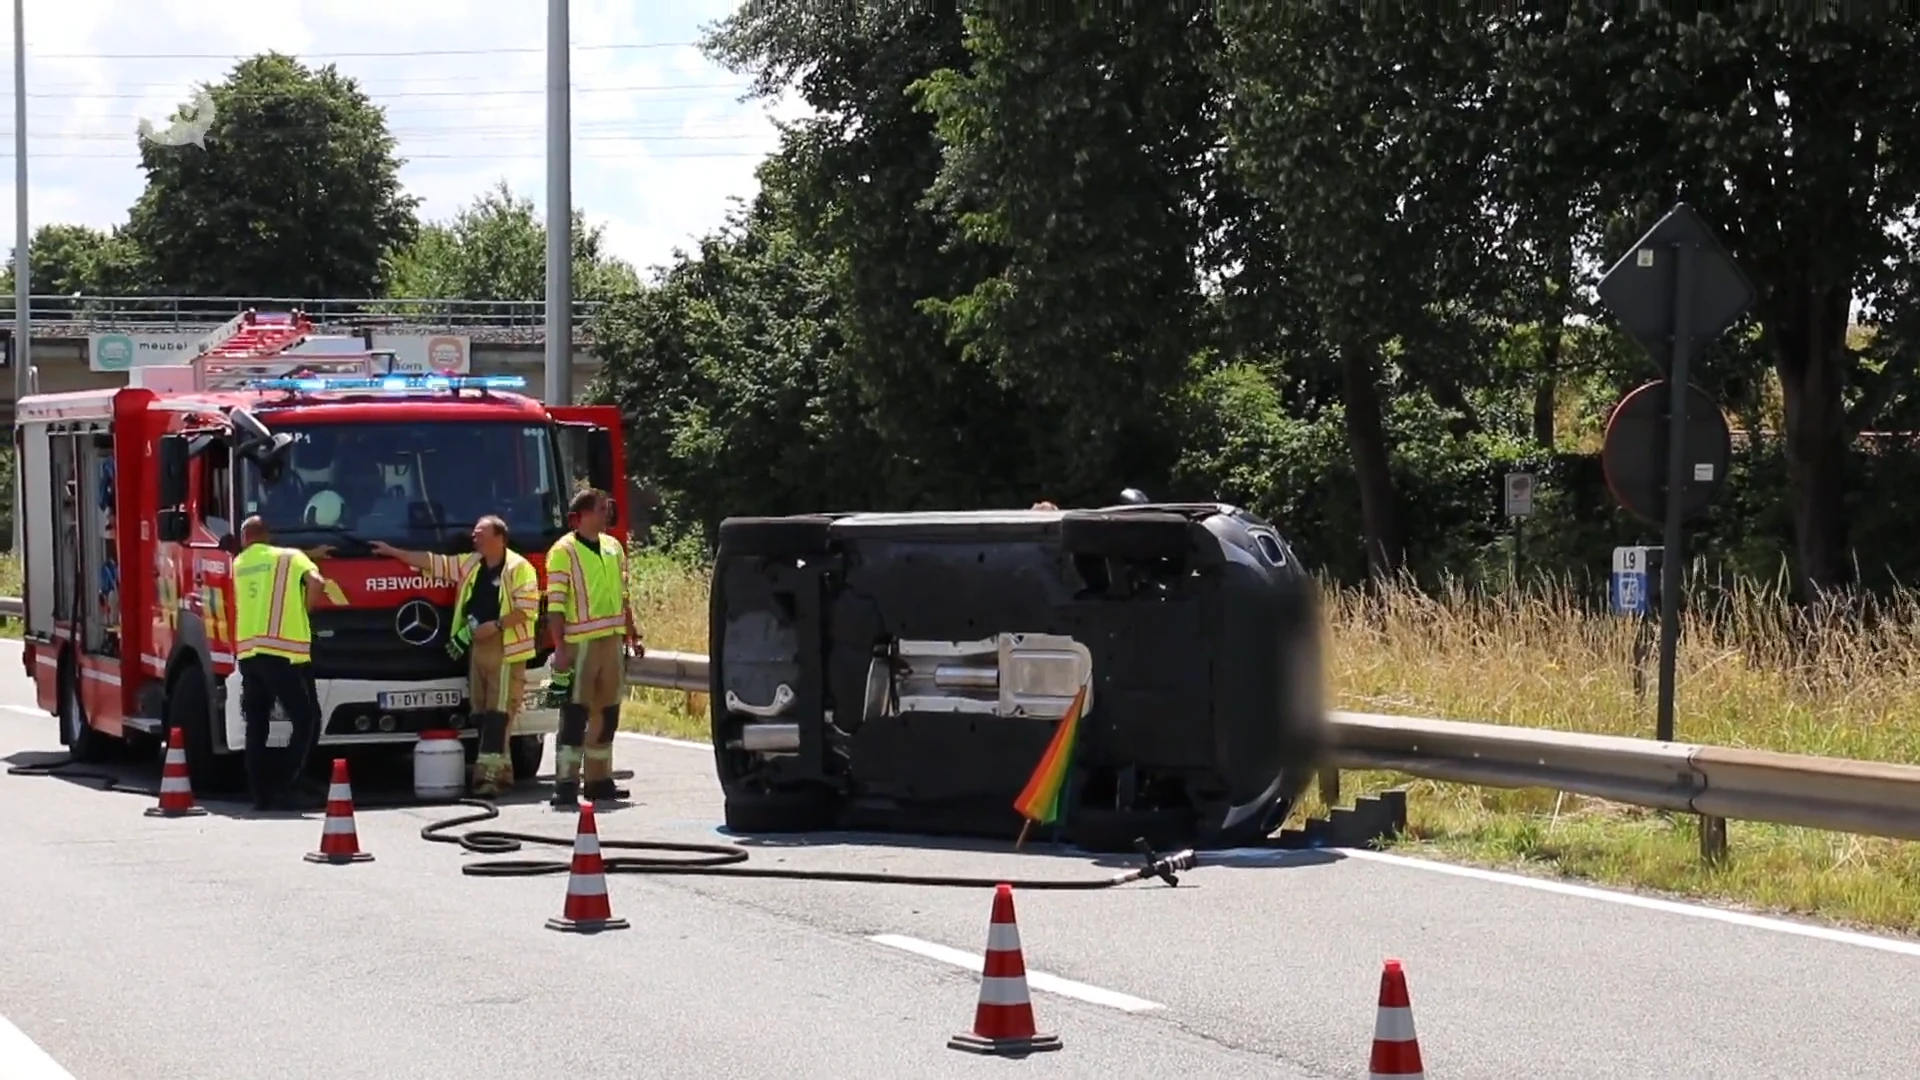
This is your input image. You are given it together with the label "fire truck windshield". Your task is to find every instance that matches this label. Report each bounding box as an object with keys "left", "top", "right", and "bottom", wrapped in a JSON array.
[{"left": 238, "top": 420, "right": 568, "bottom": 553}]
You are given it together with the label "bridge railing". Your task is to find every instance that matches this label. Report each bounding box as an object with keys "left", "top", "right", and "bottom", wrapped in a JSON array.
[{"left": 0, "top": 295, "right": 610, "bottom": 342}]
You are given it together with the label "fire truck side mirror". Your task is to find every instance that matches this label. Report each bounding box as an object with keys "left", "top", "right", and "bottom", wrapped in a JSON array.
[
  {"left": 586, "top": 427, "right": 616, "bottom": 496},
  {"left": 157, "top": 434, "right": 191, "bottom": 508},
  {"left": 156, "top": 508, "right": 190, "bottom": 544}
]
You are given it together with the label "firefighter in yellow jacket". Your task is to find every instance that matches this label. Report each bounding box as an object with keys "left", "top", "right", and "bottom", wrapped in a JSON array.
[
  {"left": 545, "top": 487, "right": 643, "bottom": 808},
  {"left": 370, "top": 515, "right": 542, "bottom": 797}
]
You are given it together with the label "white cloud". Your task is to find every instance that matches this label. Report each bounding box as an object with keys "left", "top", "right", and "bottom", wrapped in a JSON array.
[{"left": 0, "top": 0, "right": 809, "bottom": 291}]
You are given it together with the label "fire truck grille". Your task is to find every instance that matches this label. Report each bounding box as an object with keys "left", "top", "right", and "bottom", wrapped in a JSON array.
[{"left": 308, "top": 607, "right": 467, "bottom": 681}]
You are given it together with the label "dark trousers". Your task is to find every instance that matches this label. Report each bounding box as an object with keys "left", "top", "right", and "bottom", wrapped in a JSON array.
[{"left": 239, "top": 654, "right": 320, "bottom": 804}]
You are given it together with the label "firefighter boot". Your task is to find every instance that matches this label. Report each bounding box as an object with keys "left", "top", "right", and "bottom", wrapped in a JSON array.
[
  {"left": 582, "top": 704, "right": 630, "bottom": 802},
  {"left": 470, "top": 711, "right": 512, "bottom": 799},
  {"left": 550, "top": 703, "right": 588, "bottom": 809}
]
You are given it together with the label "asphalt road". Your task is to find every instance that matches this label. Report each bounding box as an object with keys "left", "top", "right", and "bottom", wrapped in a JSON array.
[{"left": 3, "top": 640, "right": 1919, "bottom": 1079}]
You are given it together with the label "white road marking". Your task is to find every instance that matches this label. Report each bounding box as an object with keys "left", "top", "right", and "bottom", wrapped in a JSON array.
[
  {"left": 0, "top": 1012, "right": 78, "bottom": 1079},
  {"left": 869, "top": 933, "right": 1163, "bottom": 1013},
  {"left": 616, "top": 732, "right": 1920, "bottom": 956}
]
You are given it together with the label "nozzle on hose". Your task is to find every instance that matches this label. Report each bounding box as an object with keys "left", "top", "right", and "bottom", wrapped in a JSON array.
[{"left": 1123, "top": 837, "right": 1196, "bottom": 887}]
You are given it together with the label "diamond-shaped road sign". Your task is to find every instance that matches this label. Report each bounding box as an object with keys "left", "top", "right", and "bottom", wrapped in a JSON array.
[{"left": 1597, "top": 203, "right": 1756, "bottom": 369}]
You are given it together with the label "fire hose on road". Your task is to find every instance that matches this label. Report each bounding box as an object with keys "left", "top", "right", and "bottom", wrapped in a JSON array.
[{"left": 6, "top": 753, "right": 1196, "bottom": 891}]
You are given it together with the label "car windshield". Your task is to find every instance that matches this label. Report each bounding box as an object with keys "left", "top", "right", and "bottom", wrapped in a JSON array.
[{"left": 238, "top": 420, "right": 567, "bottom": 553}]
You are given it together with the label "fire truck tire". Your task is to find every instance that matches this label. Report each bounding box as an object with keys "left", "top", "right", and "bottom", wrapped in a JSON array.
[
  {"left": 57, "top": 658, "right": 114, "bottom": 764},
  {"left": 509, "top": 735, "right": 544, "bottom": 785},
  {"left": 167, "top": 667, "right": 244, "bottom": 795}
]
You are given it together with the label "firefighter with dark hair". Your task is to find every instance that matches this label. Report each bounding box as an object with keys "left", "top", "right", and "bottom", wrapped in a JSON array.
[
  {"left": 370, "top": 515, "right": 542, "bottom": 796},
  {"left": 544, "top": 488, "right": 643, "bottom": 807}
]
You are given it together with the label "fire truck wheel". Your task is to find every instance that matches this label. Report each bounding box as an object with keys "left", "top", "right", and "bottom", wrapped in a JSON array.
[
  {"left": 166, "top": 667, "right": 244, "bottom": 795},
  {"left": 509, "top": 734, "right": 544, "bottom": 785},
  {"left": 57, "top": 658, "right": 114, "bottom": 764}
]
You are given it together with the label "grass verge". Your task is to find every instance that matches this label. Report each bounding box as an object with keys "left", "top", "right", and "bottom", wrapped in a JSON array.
[{"left": 615, "top": 553, "right": 1920, "bottom": 936}]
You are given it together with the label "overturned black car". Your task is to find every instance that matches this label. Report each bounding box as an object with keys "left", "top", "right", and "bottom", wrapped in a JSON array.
[{"left": 705, "top": 499, "right": 1330, "bottom": 852}]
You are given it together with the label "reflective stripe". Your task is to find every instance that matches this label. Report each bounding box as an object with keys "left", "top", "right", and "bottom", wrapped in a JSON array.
[
  {"left": 264, "top": 553, "right": 291, "bottom": 641},
  {"left": 1374, "top": 1005, "right": 1417, "bottom": 1043},
  {"left": 976, "top": 976, "right": 1033, "bottom": 1006}
]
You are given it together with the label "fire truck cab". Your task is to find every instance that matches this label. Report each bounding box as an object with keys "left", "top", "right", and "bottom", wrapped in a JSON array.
[{"left": 14, "top": 310, "right": 628, "bottom": 793}]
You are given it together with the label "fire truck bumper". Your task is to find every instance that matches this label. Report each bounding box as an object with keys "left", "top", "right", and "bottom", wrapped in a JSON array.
[{"left": 219, "top": 661, "right": 563, "bottom": 749}]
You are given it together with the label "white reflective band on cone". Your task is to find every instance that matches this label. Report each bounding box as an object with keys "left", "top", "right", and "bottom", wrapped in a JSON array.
[
  {"left": 158, "top": 776, "right": 190, "bottom": 792},
  {"left": 574, "top": 833, "right": 601, "bottom": 857},
  {"left": 322, "top": 816, "right": 356, "bottom": 836},
  {"left": 976, "top": 975, "right": 1032, "bottom": 1007},
  {"left": 327, "top": 783, "right": 352, "bottom": 801},
  {"left": 1373, "top": 1005, "right": 1417, "bottom": 1043},
  {"left": 1370, "top": 1072, "right": 1424, "bottom": 1080},
  {"left": 570, "top": 873, "right": 608, "bottom": 898},
  {"left": 985, "top": 922, "right": 1022, "bottom": 952}
]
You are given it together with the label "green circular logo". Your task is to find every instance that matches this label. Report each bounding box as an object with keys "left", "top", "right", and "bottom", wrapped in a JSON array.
[{"left": 93, "top": 333, "right": 135, "bottom": 371}]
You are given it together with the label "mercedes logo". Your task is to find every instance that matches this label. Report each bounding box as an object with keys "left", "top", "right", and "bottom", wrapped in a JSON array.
[{"left": 394, "top": 599, "right": 441, "bottom": 647}]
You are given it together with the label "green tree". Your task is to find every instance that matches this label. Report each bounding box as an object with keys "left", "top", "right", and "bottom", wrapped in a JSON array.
[
  {"left": 913, "top": 7, "right": 1223, "bottom": 501},
  {"left": 1490, "top": 8, "right": 1920, "bottom": 594},
  {"left": 384, "top": 180, "right": 639, "bottom": 302},
  {"left": 2, "top": 223, "right": 148, "bottom": 300},
  {"left": 124, "top": 53, "right": 418, "bottom": 298}
]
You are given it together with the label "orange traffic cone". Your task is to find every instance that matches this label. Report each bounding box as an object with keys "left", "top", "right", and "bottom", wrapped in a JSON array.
[
  {"left": 948, "top": 883, "right": 1062, "bottom": 1056},
  {"left": 1369, "top": 958, "right": 1425, "bottom": 1079},
  {"left": 144, "top": 727, "right": 208, "bottom": 818},
  {"left": 545, "top": 800, "right": 630, "bottom": 933},
  {"left": 303, "top": 758, "right": 374, "bottom": 864}
]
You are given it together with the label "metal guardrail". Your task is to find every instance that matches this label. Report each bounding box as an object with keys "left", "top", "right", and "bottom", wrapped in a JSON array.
[
  {"left": 2, "top": 295, "right": 611, "bottom": 345},
  {"left": 623, "top": 647, "right": 1920, "bottom": 850},
  {"left": 10, "top": 598, "right": 1915, "bottom": 852}
]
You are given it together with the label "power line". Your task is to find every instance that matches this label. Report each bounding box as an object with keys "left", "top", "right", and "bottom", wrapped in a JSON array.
[
  {"left": 0, "top": 149, "right": 761, "bottom": 160},
  {"left": 16, "top": 92, "right": 761, "bottom": 119},
  {"left": 0, "top": 130, "right": 769, "bottom": 143},
  {"left": 22, "top": 81, "right": 750, "bottom": 101},
  {"left": 24, "top": 41, "right": 704, "bottom": 61}
]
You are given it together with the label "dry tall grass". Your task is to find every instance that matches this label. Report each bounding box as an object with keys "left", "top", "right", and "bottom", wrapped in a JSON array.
[{"left": 618, "top": 554, "right": 1920, "bottom": 932}]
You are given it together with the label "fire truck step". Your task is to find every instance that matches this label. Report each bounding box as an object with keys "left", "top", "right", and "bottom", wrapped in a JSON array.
[{"left": 123, "top": 716, "right": 165, "bottom": 737}]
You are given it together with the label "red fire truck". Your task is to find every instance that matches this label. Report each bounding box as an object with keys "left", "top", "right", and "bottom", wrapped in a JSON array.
[{"left": 13, "top": 309, "right": 628, "bottom": 792}]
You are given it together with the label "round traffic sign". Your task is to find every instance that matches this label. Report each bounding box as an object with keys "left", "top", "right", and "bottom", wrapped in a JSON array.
[{"left": 1600, "top": 380, "right": 1732, "bottom": 526}]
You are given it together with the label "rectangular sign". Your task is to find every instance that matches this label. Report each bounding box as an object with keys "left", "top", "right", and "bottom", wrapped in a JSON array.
[
  {"left": 1610, "top": 545, "right": 1651, "bottom": 617},
  {"left": 1504, "top": 472, "right": 1535, "bottom": 518},
  {"left": 89, "top": 329, "right": 473, "bottom": 373}
]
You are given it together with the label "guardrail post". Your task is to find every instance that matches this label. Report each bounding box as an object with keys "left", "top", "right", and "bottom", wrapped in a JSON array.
[
  {"left": 1317, "top": 766, "right": 1341, "bottom": 809},
  {"left": 1698, "top": 813, "right": 1727, "bottom": 865}
]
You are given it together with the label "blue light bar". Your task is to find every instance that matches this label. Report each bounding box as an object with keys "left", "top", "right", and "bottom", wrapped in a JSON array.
[{"left": 244, "top": 373, "right": 528, "bottom": 394}]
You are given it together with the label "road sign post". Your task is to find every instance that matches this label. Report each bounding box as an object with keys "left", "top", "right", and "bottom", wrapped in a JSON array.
[
  {"left": 1597, "top": 203, "right": 1755, "bottom": 747},
  {"left": 1505, "top": 472, "right": 1534, "bottom": 589}
]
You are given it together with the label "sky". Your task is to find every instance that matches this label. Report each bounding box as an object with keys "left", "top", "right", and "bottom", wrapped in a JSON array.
[{"left": 0, "top": 0, "right": 809, "bottom": 290}]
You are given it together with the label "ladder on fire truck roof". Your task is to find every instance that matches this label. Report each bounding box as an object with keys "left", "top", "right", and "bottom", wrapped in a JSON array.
[{"left": 181, "top": 308, "right": 378, "bottom": 391}]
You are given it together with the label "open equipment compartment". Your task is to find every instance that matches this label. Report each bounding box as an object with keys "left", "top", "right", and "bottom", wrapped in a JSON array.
[{"left": 707, "top": 501, "right": 1330, "bottom": 852}]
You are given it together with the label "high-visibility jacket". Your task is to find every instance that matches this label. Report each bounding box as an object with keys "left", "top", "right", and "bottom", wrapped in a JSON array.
[
  {"left": 421, "top": 550, "right": 542, "bottom": 663},
  {"left": 233, "top": 543, "right": 320, "bottom": 663},
  {"left": 544, "top": 531, "right": 627, "bottom": 644}
]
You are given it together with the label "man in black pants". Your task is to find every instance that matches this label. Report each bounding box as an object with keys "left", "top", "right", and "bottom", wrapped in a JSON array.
[{"left": 231, "top": 516, "right": 332, "bottom": 812}]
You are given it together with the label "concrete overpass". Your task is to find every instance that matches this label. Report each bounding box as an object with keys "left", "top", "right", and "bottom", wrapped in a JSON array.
[{"left": 0, "top": 295, "right": 607, "bottom": 420}]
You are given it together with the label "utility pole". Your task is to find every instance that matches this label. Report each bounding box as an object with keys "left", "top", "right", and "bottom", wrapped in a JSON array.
[
  {"left": 542, "top": 0, "right": 572, "bottom": 406},
  {"left": 12, "top": 0, "right": 31, "bottom": 556}
]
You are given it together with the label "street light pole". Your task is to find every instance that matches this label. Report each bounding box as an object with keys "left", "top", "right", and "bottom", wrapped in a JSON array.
[
  {"left": 12, "top": 0, "right": 31, "bottom": 556},
  {"left": 542, "top": 0, "right": 572, "bottom": 406}
]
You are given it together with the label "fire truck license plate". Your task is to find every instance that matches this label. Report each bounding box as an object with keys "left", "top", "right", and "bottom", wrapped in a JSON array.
[{"left": 377, "top": 689, "right": 464, "bottom": 711}]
